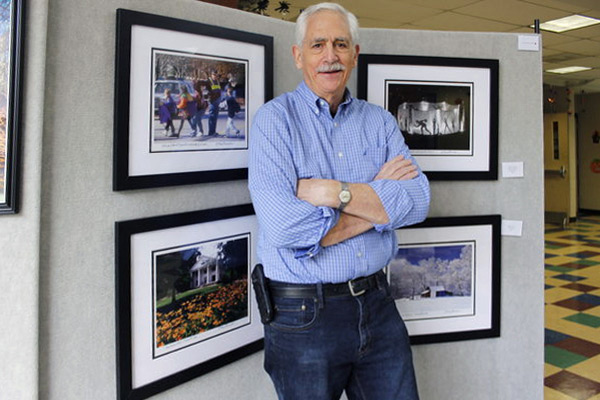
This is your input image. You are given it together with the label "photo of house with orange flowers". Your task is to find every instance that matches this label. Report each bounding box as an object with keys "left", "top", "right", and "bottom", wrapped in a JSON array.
[{"left": 153, "top": 235, "right": 249, "bottom": 352}]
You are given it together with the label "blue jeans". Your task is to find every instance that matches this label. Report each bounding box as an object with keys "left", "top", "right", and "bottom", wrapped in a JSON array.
[
  {"left": 208, "top": 101, "right": 220, "bottom": 134},
  {"left": 264, "top": 276, "right": 419, "bottom": 400}
]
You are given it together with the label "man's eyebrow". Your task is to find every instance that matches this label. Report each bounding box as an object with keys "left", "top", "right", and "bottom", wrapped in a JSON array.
[{"left": 308, "top": 36, "right": 350, "bottom": 43}]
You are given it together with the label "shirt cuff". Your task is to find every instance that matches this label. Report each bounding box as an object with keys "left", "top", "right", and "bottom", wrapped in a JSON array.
[
  {"left": 294, "top": 206, "right": 339, "bottom": 259},
  {"left": 368, "top": 180, "right": 411, "bottom": 232}
]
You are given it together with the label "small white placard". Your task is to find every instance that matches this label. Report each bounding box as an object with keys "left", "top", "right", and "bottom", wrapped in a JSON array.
[
  {"left": 502, "top": 162, "right": 524, "bottom": 178},
  {"left": 518, "top": 35, "right": 540, "bottom": 51},
  {"left": 502, "top": 220, "right": 523, "bottom": 237}
]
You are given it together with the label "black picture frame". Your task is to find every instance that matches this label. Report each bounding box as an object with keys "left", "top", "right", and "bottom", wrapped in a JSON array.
[
  {"left": 115, "top": 204, "right": 262, "bottom": 399},
  {"left": 113, "top": 9, "right": 273, "bottom": 190},
  {"left": 0, "top": 0, "right": 24, "bottom": 214},
  {"left": 357, "top": 55, "right": 499, "bottom": 181},
  {"left": 388, "top": 215, "right": 501, "bottom": 344}
]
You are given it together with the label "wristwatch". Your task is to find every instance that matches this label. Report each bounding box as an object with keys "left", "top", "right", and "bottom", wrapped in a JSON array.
[{"left": 338, "top": 181, "right": 352, "bottom": 211}]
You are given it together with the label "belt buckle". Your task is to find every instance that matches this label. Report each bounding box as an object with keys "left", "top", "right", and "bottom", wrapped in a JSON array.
[{"left": 348, "top": 279, "right": 366, "bottom": 297}]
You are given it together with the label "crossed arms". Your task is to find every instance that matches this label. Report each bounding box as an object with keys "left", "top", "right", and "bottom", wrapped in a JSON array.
[{"left": 297, "top": 155, "right": 419, "bottom": 247}]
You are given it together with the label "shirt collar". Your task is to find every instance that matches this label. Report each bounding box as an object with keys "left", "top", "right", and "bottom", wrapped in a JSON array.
[{"left": 296, "top": 81, "right": 353, "bottom": 115}]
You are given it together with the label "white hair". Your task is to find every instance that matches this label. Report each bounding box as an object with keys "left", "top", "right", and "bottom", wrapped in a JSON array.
[{"left": 295, "top": 2, "right": 359, "bottom": 47}]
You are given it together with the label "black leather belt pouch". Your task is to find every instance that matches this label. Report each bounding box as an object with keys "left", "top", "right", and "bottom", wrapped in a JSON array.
[{"left": 251, "top": 264, "right": 274, "bottom": 324}]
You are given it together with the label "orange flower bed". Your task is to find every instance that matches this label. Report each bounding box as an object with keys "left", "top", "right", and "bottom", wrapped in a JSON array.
[{"left": 155, "top": 279, "right": 248, "bottom": 347}]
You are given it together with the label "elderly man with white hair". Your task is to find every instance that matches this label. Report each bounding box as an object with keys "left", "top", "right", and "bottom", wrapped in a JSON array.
[{"left": 248, "top": 3, "right": 430, "bottom": 399}]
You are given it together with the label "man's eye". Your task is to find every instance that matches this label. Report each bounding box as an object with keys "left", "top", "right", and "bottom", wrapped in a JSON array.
[{"left": 312, "top": 43, "right": 322, "bottom": 49}]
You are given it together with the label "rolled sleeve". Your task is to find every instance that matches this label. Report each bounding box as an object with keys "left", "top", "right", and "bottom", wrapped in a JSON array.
[
  {"left": 249, "top": 104, "right": 338, "bottom": 253},
  {"left": 368, "top": 111, "right": 431, "bottom": 231},
  {"left": 369, "top": 173, "right": 430, "bottom": 232}
]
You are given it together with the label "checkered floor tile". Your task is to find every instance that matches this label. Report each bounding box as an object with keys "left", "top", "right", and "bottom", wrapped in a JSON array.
[{"left": 545, "top": 215, "right": 600, "bottom": 400}]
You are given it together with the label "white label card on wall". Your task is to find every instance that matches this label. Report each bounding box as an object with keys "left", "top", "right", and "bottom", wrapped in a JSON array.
[{"left": 518, "top": 35, "right": 540, "bottom": 51}]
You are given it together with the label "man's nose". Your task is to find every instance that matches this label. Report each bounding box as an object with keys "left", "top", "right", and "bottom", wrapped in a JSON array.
[{"left": 323, "top": 43, "right": 339, "bottom": 62}]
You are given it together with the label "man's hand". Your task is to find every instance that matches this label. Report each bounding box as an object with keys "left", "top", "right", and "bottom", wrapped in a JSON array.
[{"left": 375, "top": 155, "right": 418, "bottom": 181}]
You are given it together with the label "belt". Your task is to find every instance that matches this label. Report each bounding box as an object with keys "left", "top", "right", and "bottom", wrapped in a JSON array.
[{"left": 269, "top": 270, "right": 384, "bottom": 298}]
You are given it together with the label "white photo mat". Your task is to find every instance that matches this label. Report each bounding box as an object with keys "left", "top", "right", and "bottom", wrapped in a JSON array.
[
  {"left": 129, "top": 25, "right": 265, "bottom": 176},
  {"left": 388, "top": 215, "right": 501, "bottom": 344},
  {"left": 367, "top": 64, "right": 490, "bottom": 172},
  {"left": 126, "top": 213, "right": 261, "bottom": 390}
]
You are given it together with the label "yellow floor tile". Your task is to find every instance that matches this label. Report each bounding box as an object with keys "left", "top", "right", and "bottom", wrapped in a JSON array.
[
  {"left": 586, "top": 394, "right": 600, "bottom": 400},
  {"left": 586, "top": 306, "right": 600, "bottom": 317},
  {"left": 548, "top": 246, "right": 592, "bottom": 255},
  {"left": 580, "top": 277, "right": 600, "bottom": 287},
  {"left": 570, "top": 267, "right": 600, "bottom": 277},
  {"left": 545, "top": 304, "right": 578, "bottom": 320},
  {"left": 545, "top": 256, "right": 582, "bottom": 266},
  {"left": 545, "top": 363, "right": 563, "bottom": 378},
  {"left": 545, "top": 287, "right": 585, "bottom": 303},
  {"left": 546, "top": 278, "right": 571, "bottom": 287},
  {"left": 586, "top": 255, "right": 600, "bottom": 262},
  {"left": 546, "top": 318, "right": 600, "bottom": 345},
  {"left": 566, "top": 355, "right": 600, "bottom": 383},
  {"left": 544, "top": 386, "right": 578, "bottom": 400}
]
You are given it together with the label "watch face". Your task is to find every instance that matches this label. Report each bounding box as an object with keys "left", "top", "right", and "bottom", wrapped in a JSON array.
[{"left": 339, "top": 190, "right": 351, "bottom": 203}]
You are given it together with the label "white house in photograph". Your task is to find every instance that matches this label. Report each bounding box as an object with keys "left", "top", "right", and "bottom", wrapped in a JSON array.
[{"left": 189, "top": 251, "right": 221, "bottom": 289}]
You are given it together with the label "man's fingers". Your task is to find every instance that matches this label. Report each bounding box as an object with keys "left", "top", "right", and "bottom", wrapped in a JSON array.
[{"left": 376, "top": 156, "right": 416, "bottom": 180}]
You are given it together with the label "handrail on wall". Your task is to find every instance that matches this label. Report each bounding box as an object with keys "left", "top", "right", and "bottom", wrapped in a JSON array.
[{"left": 544, "top": 165, "right": 567, "bottom": 178}]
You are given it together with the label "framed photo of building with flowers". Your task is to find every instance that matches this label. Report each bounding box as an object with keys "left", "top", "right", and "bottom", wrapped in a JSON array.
[
  {"left": 115, "top": 204, "right": 262, "bottom": 400},
  {"left": 113, "top": 9, "right": 273, "bottom": 190}
]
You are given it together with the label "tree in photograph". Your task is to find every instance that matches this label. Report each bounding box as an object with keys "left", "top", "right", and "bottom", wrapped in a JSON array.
[{"left": 216, "top": 237, "right": 248, "bottom": 283}]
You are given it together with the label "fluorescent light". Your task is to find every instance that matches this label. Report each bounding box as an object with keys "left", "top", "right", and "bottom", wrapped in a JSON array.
[
  {"left": 546, "top": 66, "right": 592, "bottom": 74},
  {"left": 538, "top": 15, "right": 600, "bottom": 33}
]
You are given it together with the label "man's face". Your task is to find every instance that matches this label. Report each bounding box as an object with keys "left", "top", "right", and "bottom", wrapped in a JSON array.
[{"left": 293, "top": 10, "right": 359, "bottom": 104}]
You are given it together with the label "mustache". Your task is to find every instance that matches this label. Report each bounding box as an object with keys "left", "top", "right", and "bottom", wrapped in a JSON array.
[{"left": 317, "top": 63, "right": 346, "bottom": 73}]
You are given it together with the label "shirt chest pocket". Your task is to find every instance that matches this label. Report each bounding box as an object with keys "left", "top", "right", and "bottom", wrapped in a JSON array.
[{"left": 348, "top": 147, "right": 387, "bottom": 182}]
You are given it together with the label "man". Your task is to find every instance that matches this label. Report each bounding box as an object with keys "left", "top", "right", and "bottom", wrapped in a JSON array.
[
  {"left": 207, "top": 69, "right": 223, "bottom": 135},
  {"left": 248, "top": 3, "right": 430, "bottom": 400}
]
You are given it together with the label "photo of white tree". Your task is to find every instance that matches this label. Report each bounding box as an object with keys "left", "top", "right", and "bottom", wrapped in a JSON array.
[{"left": 389, "top": 241, "right": 476, "bottom": 321}]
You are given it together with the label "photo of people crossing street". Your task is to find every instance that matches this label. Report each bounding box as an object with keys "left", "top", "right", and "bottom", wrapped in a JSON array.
[{"left": 150, "top": 49, "right": 248, "bottom": 153}]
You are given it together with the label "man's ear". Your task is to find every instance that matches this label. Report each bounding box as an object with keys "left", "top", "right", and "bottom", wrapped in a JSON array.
[
  {"left": 353, "top": 44, "right": 360, "bottom": 67},
  {"left": 292, "top": 45, "right": 303, "bottom": 70}
]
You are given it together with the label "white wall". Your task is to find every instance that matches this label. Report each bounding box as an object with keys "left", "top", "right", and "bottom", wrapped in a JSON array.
[
  {"left": 0, "top": 0, "right": 48, "bottom": 398},
  {"left": 0, "top": 1, "right": 544, "bottom": 399}
]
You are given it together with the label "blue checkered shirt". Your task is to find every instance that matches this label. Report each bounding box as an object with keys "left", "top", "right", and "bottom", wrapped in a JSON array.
[{"left": 248, "top": 81, "right": 430, "bottom": 284}]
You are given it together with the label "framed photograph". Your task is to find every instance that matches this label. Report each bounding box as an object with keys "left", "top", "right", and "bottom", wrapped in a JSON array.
[
  {"left": 388, "top": 215, "right": 501, "bottom": 344},
  {"left": 0, "top": 0, "right": 24, "bottom": 214},
  {"left": 357, "top": 55, "right": 498, "bottom": 180},
  {"left": 115, "top": 204, "right": 262, "bottom": 399},
  {"left": 113, "top": 9, "right": 273, "bottom": 190}
]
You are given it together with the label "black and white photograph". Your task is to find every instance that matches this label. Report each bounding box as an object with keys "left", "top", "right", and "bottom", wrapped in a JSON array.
[
  {"left": 357, "top": 54, "right": 498, "bottom": 180},
  {"left": 115, "top": 204, "right": 262, "bottom": 400},
  {"left": 113, "top": 9, "right": 273, "bottom": 190},
  {"left": 389, "top": 215, "right": 501, "bottom": 344},
  {"left": 386, "top": 81, "right": 472, "bottom": 155}
]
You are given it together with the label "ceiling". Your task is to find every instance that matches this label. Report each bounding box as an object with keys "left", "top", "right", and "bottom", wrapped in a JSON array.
[{"left": 259, "top": 0, "right": 600, "bottom": 93}]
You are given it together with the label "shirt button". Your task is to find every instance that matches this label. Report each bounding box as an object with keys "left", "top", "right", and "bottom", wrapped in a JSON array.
[
  {"left": 357, "top": 252, "right": 363, "bottom": 258},
  {"left": 307, "top": 252, "right": 314, "bottom": 258},
  {"left": 334, "top": 122, "right": 338, "bottom": 127},
  {"left": 338, "top": 152, "right": 343, "bottom": 158}
]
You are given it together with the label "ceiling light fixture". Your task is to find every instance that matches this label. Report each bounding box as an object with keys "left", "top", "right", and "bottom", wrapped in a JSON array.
[
  {"left": 546, "top": 66, "right": 592, "bottom": 74},
  {"left": 538, "top": 15, "right": 600, "bottom": 33}
]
